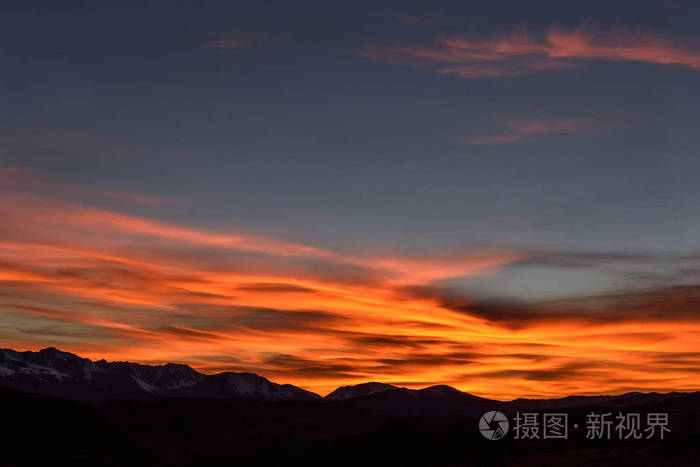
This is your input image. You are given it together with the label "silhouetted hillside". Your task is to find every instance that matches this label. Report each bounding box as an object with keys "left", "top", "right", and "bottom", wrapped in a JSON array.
[
  {"left": 1, "top": 385, "right": 698, "bottom": 466},
  {"left": 2, "top": 347, "right": 698, "bottom": 466}
]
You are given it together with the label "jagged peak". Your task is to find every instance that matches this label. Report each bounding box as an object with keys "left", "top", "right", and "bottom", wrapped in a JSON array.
[{"left": 37, "top": 347, "right": 83, "bottom": 360}]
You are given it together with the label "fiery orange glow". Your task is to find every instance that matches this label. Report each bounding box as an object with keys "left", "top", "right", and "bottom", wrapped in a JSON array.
[{"left": 1, "top": 181, "right": 699, "bottom": 399}]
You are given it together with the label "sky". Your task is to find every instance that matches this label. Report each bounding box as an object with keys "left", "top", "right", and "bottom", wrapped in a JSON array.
[{"left": 1, "top": 0, "right": 699, "bottom": 399}]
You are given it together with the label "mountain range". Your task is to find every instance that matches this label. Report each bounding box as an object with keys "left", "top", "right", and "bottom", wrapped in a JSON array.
[
  {"left": 2, "top": 346, "right": 699, "bottom": 466},
  {"left": 0, "top": 347, "right": 319, "bottom": 404},
  {"left": 1, "top": 346, "right": 694, "bottom": 413}
]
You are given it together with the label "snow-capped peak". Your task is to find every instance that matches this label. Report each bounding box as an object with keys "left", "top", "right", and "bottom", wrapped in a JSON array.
[
  {"left": 325, "top": 382, "right": 399, "bottom": 400},
  {"left": 0, "top": 347, "right": 322, "bottom": 403}
]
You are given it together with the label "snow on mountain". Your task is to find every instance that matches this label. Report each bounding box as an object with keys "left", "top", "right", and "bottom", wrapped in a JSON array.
[
  {"left": 0, "top": 349, "right": 20, "bottom": 362},
  {"left": 325, "top": 382, "right": 400, "bottom": 400},
  {"left": 182, "top": 371, "right": 321, "bottom": 401},
  {"left": 130, "top": 375, "right": 159, "bottom": 394},
  {"left": 0, "top": 347, "right": 319, "bottom": 404},
  {"left": 95, "top": 360, "right": 205, "bottom": 391},
  {"left": 0, "top": 348, "right": 70, "bottom": 380},
  {"left": 152, "top": 363, "right": 204, "bottom": 390},
  {"left": 85, "top": 361, "right": 104, "bottom": 378}
]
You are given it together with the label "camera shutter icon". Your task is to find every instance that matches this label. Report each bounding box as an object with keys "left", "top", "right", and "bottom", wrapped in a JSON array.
[{"left": 479, "top": 411, "right": 509, "bottom": 440}]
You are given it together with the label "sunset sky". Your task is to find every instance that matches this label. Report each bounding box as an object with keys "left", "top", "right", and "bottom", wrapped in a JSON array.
[{"left": 1, "top": 0, "right": 700, "bottom": 399}]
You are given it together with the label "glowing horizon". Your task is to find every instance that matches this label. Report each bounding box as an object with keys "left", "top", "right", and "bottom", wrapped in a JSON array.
[
  {"left": 2, "top": 2, "right": 700, "bottom": 401},
  {"left": 1, "top": 173, "right": 698, "bottom": 400}
]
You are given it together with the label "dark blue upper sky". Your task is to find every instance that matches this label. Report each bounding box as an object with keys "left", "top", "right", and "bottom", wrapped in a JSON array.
[{"left": 3, "top": 0, "right": 700, "bottom": 300}]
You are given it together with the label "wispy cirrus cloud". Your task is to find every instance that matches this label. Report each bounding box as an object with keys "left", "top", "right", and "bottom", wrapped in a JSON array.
[
  {"left": 456, "top": 111, "right": 634, "bottom": 145},
  {"left": 0, "top": 166, "right": 171, "bottom": 205},
  {"left": 359, "top": 22, "right": 700, "bottom": 78},
  {"left": 202, "top": 31, "right": 281, "bottom": 53},
  {"left": 393, "top": 14, "right": 435, "bottom": 25},
  {"left": 2, "top": 180, "right": 700, "bottom": 398},
  {"left": 439, "top": 284, "right": 700, "bottom": 328}
]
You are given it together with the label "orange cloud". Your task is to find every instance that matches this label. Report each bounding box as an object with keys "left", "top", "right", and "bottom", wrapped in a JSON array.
[
  {"left": 1, "top": 183, "right": 699, "bottom": 399},
  {"left": 359, "top": 23, "right": 700, "bottom": 78}
]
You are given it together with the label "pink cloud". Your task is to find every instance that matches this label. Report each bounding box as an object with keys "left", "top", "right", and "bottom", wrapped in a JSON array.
[
  {"left": 0, "top": 166, "right": 171, "bottom": 205},
  {"left": 0, "top": 166, "right": 32, "bottom": 181},
  {"left": 358, "top": 23, "right": 700, "bottom": 78},
  {"left": 0, "top": 184, "right": 517, "bottom": 284},
  {"left": 457, "top": 112, "right": 635, "bottom": 145},
  {"left": 202, "top": 32, "right": 279, "bottom": 53}
]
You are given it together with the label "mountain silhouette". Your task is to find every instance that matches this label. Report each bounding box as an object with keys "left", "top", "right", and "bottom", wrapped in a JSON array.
[
  {"left": 1, "top": 346, "right": 699, "bottom": 465},
  {"left": 0, "top": 347, "right": 319, "bottom": 404},
  {"left": 325, "top": 381, "right": 399, "bottom": 399},
  {"left": 1, "top": 347, "right": 695, "bottom": 411}
]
